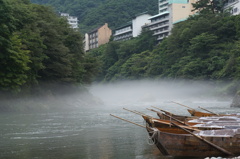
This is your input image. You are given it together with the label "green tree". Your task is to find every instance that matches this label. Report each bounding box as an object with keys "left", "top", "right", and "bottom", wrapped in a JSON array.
[
  {"left": 192, "top": 0, "right": 227, "bottom": 14},
  {"left": 0, "top": 0, "right": 30, "bottom": 91}
]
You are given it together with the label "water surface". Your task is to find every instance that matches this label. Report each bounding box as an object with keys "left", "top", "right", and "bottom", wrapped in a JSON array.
[{"left": 1, "top": 81, "right": 239, "bottom": 159}]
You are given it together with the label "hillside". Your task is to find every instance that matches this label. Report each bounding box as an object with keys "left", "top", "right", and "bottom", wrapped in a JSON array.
[{"left": 31, "top": 0, "right": 158, "bottom": 33}]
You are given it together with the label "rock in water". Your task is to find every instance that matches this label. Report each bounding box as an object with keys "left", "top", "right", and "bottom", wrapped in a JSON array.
[{"left": 231, "top": 92, "right": 240, "bottom": 108}]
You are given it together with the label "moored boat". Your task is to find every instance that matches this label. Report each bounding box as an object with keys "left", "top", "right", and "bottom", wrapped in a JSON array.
[
  {"left": 146, "top": 125, "right": 240, "bottom": 157},
  {"left": 187, "top": 109, "right": 217, "bottom": 117},
  {"left": 142, "top": 115, "right": 200, "bottom": 133},
  {"left": 111, "top": 107, "right": 240, "bottom": 158}
]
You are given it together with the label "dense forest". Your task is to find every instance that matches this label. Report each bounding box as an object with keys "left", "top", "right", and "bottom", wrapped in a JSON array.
[
  {"left": 87, "top": 4, "right": 240, "bottom": 96},
  {"left": 30, "top": 0, "right": 158, "bottom": 33},
  {"left": 0, "top": 0, "right": 100, "bottom": 111}
]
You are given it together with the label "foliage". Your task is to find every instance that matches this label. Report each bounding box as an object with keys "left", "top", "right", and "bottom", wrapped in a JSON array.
[
  {"left": 87, "top": 29, "right": 157, "bottom": 81},
  {"left": 0, "top": 0, "right": 30, "bottom": 91},
  {"left": 192, "top": 0, "right": 227, "bottom": 14},
  {"left": 31, "top": 0, "right": 158, "bottom": 33},
  {"left": 0, "top": 0, "right": 99, "bottom": 93}
]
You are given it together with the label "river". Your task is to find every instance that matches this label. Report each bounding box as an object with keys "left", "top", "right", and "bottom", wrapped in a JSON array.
[{"left": 1, "top": 81, "right": 240, "bottom": 159}]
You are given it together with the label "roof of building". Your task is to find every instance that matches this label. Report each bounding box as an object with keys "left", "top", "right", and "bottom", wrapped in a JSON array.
[
  {"left": 88, "top": 26, "right": 102, "bottom": 34},
  {"left": 88, "top": 23, "right": 108, "bottom": 34},
  {"left": 133, "top": 11, "right": 151, "bottom": 18},
  {"left": 169, "top": 0, "right": 189, "bottom": 4},
  {"left": 115, "top": 21, "right": 132, "bottom": 30},
  {"left": 148, "top": 11, "right": 169, "bottom": 20}
]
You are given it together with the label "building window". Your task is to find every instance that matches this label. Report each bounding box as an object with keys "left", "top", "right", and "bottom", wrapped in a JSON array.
[{"left": 234, "top": 7, "right": 238, "bottom": 13}]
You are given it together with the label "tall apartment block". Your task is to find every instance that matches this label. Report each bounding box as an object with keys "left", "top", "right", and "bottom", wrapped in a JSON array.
[
  {"left": 84, "top": 23, "right": 112, "bottom": 51},
  {"left": 224, "top": 0, "right": 240, "bottom": 15},
  {"left": 60, "top": 13, "right": 79, "bottom": 29},
  {"left": 113, "top": 12, "right": 152, "bottom": 41},
  {"left": 143, "top": 0, "right": 196, "bottom": 42}
]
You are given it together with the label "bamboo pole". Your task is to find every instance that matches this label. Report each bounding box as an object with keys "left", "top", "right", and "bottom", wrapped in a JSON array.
[
  {"left": 123, "top": 108, "right": 151, "bottom": 117},
  {"left": 159, "top": 110, "right": 190, "bottom": 126},
  {"left": 123, "top": 108, "right": 143, "bottom": 115},
  {"left": 198, "top": 106, "right": 219, "bottom": 116},
  {"left": 147, "top": 108, "right": 200, "bottom": 131},
  {"left": 171, "top": 101, "right": 195, "bottom": 110},
  {"left": 171, "top": 122, "right": 234, "bottom": 156},
  {"left": 151, "top": 106, "right": 173, "bottom": 115},
  {"left": 147, "top": 108, "right": 185, "bottom": 125},
  {"left": 110, "top": 114, "right": 146, "bottom": 128}
]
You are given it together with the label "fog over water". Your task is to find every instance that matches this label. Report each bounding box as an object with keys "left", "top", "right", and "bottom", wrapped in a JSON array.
[{"left": 88, "top": 80, "right": 234, "bottom": 114}]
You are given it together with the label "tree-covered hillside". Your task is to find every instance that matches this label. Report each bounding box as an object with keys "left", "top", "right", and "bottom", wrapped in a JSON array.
[
  {"left": 31, "top": 0, "right": 158, "bottom": 33},
  {"left": 0, "top": 0, "right": 98, "bottom": 93},
  {"left": 87, "top": 10, "right": 240, "bottom": 95}
]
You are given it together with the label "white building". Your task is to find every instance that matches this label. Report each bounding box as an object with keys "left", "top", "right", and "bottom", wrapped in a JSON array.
[
  {"left": 60, "top": 13, "right": 79, "bottom": 29},
  {"left": 84, "top": 33, "right": 89, "bottom": 51},
  {"left": 113, "top": 22, "right": 133, "bottom": 41},
  {"left": 143, "top": 0, "right": 196, "bottom": 42},
  {"left": 224, "top": 0, "right": 240, "bottom": 15},
  {"left": 113, "top": 12, "right": 152, "bottom": 41}
]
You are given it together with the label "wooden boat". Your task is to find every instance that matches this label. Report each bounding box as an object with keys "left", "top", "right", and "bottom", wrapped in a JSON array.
[
  {"left": 187, "top": 109, "right": 217, "bottom": 117},
  {"left": 149, "top": 107, "right": 197, "bottom": 122},
  {"left": 157, "top": 111, "right": 197, "bottom": 122},
  {"left": 141, "top": 115, "right": 229, "bottom": 132},
  {"left": 171, "top": 101, "right": 223, "bottom": 117},
  {"left": 142, "top": 115, "right": 200, "bottom": 133},
  {"left": 187, "top": 109, "right": 240, "bottom": 118},
  {"left": 146, "top": 125, "right": 240, "bottom": 157},
  {"left": 110, "top": 110, "right": 240, "bottom": 158}
]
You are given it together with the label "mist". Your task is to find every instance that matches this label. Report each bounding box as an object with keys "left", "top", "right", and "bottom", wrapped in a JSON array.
[
  {"left": 88, "top": 79, "right": 233, "bottom": 108},
  {"left": 0, "top": 79, "right": 234, "bottom": 112}
]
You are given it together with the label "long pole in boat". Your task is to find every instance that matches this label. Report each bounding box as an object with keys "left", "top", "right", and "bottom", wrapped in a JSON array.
[
  {"left": 171, "top": 122, "right": 234, "bottom": 156},
  {"left": 198, "top": 106, "right": 219, "bottom": 116},
  {"left": 151, "top": 106, "right": 174, "bottom": 115},
  {"left": 147, "top": 108, "right": 185, "bottom": 125},
  {"left": 123, "top": 108, "right": 152, "bottom": 118},
  {"left": 110, "top": 114, "right": 146, "bottom": 128},
  {"left": 147, "top": 108, "right": 200, "bottom": 131},
  {"left": 171, "top": 101, "right": 195, "bottom": 110}
]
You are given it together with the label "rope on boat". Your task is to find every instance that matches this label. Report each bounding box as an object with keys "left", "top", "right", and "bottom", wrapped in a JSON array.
[{"left": 147, "top": 128, "right": 158, "bottom": 146}]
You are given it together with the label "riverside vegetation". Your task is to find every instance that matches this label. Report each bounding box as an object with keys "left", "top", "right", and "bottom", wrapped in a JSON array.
[{"left": 0, "top": 0, "right": 99, "bottom": 111}]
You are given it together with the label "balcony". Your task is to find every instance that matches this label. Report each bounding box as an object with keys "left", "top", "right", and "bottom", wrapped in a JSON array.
[
  {"left": 114, "top": 28, "right": 132, "bottom": 36},
  {"left": 149, "top": 21, "right": 169, "bottom": 29},
  {"left": 153, "top": 28, "right": 170, "bottom": 36}
]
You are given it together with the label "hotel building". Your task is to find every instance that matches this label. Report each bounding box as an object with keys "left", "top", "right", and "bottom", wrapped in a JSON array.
[
  {"left": 143, "top": 0, "right": 197, "bottom": 42},
  {"left": 224, "top": 0, "right": 240, "bottom": 15},
  {"left": 85, "top": 23, "right": 112, "bottom": 51},
  {"left": 60, "top": 13, "right": 79, "bottom": 29},
  {"left": 113, "top": 12, "right": 152, "bottom": 41}
]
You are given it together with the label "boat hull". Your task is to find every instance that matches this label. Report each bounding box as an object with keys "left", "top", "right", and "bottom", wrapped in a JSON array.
[
  {"left": 187, "top": 109, "right": 216, "bottom": 117},
  {"left": 147, "top": 127, "right": 240, "bottom": 157}
]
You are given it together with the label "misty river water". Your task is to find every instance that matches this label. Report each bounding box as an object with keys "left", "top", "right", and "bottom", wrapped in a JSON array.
[{"left": 1, "top": 80, "right": 240, "bottom": 159}]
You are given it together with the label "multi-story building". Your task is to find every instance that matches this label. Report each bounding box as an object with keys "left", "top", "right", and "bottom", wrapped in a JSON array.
[
  {"left": 85, "top": 23, "right": 112, "bottom": 51},
  {"left": 60, "top": 13, "right": 78, "bottom": 29},
  {"left": 143, "top": 0, "right": 196, "bottom": 42},
  {"left": 113, "top": 12, "right": 152, "bottom": 41},
  {"left": 113, "top": 22, "right": 133, "bottom": 41},
  {"left": 224, "top": 0, "right": 240, "bottom": 15}
]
